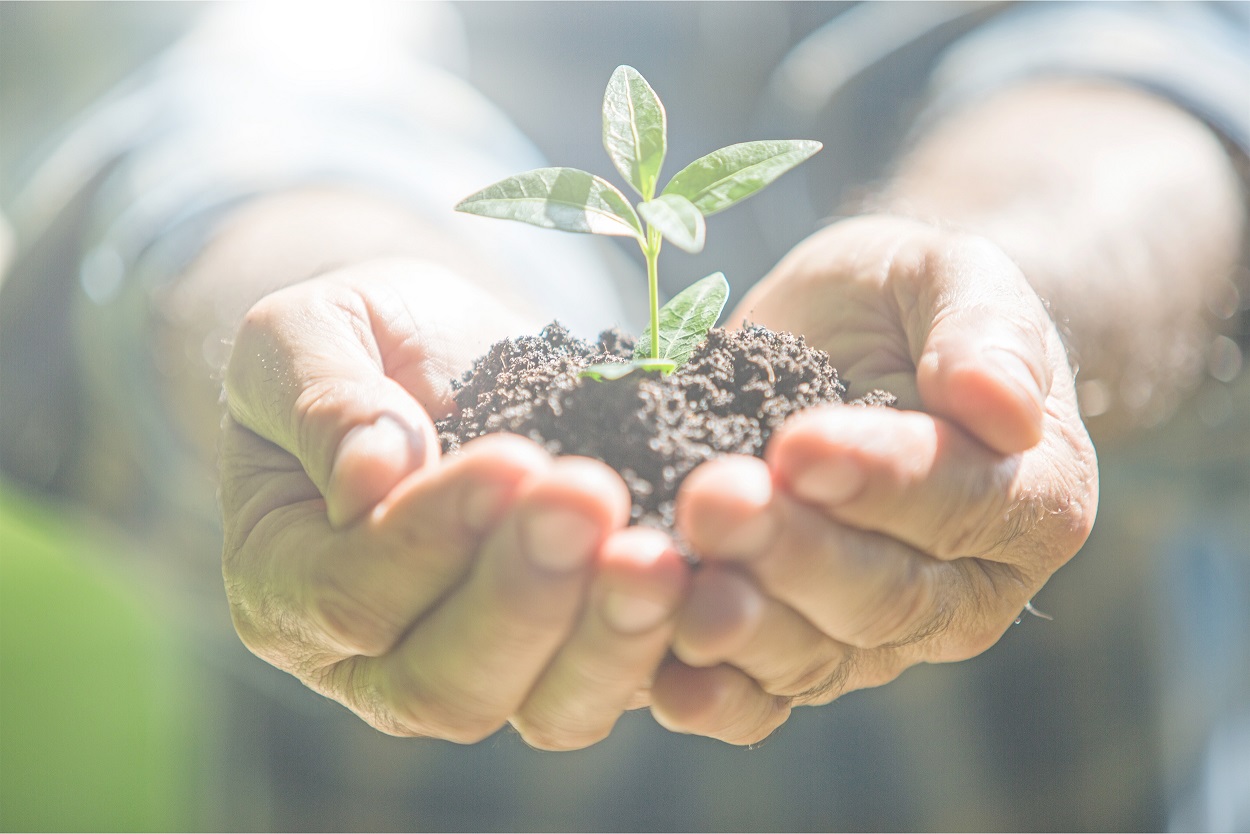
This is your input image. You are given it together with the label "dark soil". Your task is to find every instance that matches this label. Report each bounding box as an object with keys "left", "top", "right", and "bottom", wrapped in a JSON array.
[{"left": 437, "top": 323, "right": 894, "bottom": 531}]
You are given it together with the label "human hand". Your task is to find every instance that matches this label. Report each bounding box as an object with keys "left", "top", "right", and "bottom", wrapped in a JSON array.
[
  {"left": 221, "top": 259, "right": 689, "bottom": 748},
  {"left": 651, "top": 215, "right": 1098, "bottom": 743}
]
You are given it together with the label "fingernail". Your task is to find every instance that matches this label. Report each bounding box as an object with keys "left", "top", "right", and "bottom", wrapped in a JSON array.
[
  {"left": 603, "top": 591, "right": 670, "bottom": 634},
  {"left": 986, "top": 349, "right": 1045, "bottom": 417},
  {"left": 788, "top": 457, "right": 865, "bottom": 507},
  {"left": 336, "top": 415, "right": 425, "bottom": 471},
  {"left": 521, "top": 508, "right": 601, "bottom": 572},
  {"left": 326, "top": 415, "right": 426, "bottom": 526}
]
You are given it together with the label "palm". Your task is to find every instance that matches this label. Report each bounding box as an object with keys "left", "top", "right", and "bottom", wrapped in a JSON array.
[{"left": 733, "top": 218, "right": 929, "bottom": 409}]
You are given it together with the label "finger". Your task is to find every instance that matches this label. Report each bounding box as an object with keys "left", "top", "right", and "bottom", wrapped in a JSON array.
[
  {"left": 678, "top": 441, "right": 1052, "bottom": 657},
  {"left": 224, "top": 276, "right": 440, "bottom": 528},
  {"left": 674, "top": 457, "right": 853, "bottom": 697},
  {"left": 772, "top": 404, "right": 1095, "bottom": 572},
  {"left": 650, "top": 661, "right": 791, "bottom": 746},
  {"left": 225, "top": 433, "right": 551, "bottom": 665},
  {"left": 758, "top": 496, "right": 1034, "bottom": 656},
  {"left": 676, "top": 450, "right": 1019, "bottom": 652},
  {"left": 899, "top": 233, "right": 1055, "bottom": 454},
  {"left": 220, "top": 414, "right": 324, "bottom": 544},
  {"left": 511, "top": 527, "right": 690, "bottom": 750},
  {"left": 672, "top": 568, "right": 852, "bottom": 704},
  {"left": 675, "top": 457, "right": 955, "bottom": 695},
  {"left": 675, "top": 455, "right": 778, "bottom": 561},
  {"left": 768, "top": 405, "right": 1032, "bottom": 562},
  {"left": 360, "top": 457, "right": 631, "bottom": 742}
]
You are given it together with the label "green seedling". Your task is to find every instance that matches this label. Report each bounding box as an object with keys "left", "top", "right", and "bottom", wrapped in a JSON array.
[{"left": 455, "top": 65, "right": 820, "bottom": 379}]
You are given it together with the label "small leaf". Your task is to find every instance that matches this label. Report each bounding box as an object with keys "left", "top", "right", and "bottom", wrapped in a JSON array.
[
  {"left": 456, "top": 167, "right": 643, "bottom": 240},
  {"left": 580, "top": 358, "right": 677, "bottom": 382},
  {"left": 637, "top": 193, "right": 706, "bottom": 253},
  {"left": 603, "top": 66, "right": 667, "bottom": 200},
  {"left": 635, "top": 272, "right": 730, "bottom": 367},
  {"left": 663, "top": 140, "right": 821, "bottom": 216}
]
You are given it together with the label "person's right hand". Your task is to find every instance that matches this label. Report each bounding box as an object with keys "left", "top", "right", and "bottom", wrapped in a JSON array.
[{"left": 220, "top": 259, "right": 689, "bottom": 749}]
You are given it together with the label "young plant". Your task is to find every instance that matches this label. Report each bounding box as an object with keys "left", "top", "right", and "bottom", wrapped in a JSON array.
[{"left": 455, "top": 65, "right": 820, "bottom": 378}]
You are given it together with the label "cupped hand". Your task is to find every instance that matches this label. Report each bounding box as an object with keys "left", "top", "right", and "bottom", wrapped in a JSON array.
[
  {"left": 653, "top": 215, "right": 1099, "bottom": 744},
  {"left": 221, "top": 259, "right": 688, "bottom": 749}
]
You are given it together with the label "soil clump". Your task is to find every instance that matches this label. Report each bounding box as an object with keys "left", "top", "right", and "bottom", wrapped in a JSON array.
[{"left": 437, "top": 323, "right": 894, "bottom": 531}]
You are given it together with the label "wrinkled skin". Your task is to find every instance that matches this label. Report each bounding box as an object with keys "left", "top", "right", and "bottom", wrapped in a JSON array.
[
  {"left": 220, "top": 215, "right": 1098, "bottom": 750},
  {"left": 214, "top": 78, "right": 1245, "bottom": 750},
  {"left": 221, "top": 260, "right": 690, "bottom": 750},
  {"left": 653, "top": 215, "right": 1099, "bottom": 744}
]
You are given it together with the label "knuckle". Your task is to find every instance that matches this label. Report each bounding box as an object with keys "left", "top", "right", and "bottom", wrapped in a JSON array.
[
  {"left": 389, "top": 691, "right": 504, "bottom": 745},
  {"left": 313, "top": 658, "right": 420, "bottom": 737},
  {"left": 225, "top": 289, "right": 311, "bottom": 414},
  {"left": 305, "top": 576, "right": 396, "bottom": 657},
  {"left": 383, "top": 663, "right": 507, "bottom": 744},
  {"left": 224, "top": 297, "right": 278, "bottom": 387}
]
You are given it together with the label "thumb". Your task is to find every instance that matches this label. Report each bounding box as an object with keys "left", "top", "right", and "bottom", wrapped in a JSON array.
[
  {"left": 912, "top": 238, "right": 1053, "bottom": 455},
  {"left": 323, "top": 409, "right": 439, "bottom": 528},
  {"left": 224, "top": 279, "right": 441, "bottom": 528}
]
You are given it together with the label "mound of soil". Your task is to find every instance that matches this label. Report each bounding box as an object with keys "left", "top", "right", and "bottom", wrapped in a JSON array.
[{"left": 436, "top": 322, "right": 893, "bottom": 530}]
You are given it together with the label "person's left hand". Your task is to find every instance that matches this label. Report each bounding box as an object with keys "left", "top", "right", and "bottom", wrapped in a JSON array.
[{"left": 649, "top": 215, "right": 1099, "bottom": 744}]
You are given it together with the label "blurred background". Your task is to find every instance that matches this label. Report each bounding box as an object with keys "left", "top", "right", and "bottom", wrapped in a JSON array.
[{"left": 2, "top": 2, "right": 1248, "bottom": 831}]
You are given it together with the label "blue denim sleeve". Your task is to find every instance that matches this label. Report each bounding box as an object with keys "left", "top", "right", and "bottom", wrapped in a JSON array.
[{"left": 920, "top": 1, "right": 1250, "bottom": 155}]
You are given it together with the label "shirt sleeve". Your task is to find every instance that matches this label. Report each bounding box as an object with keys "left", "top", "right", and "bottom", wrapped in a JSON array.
[
  {"left": 24, "top": 2, "right": 628, "bottom": 334},
  {"left": 0, "top": 2, "right": 630, "bottom": 509},
  {"left": 918, "top": 1, "right": 1250, "bottom": 156}
]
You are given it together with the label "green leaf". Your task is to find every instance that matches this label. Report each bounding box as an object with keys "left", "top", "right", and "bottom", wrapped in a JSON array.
[
  {"left": 637, "top": 193, "right": 706, "bottom": 254},
  {"left": 603, "top": 66, "right": 667, "bottom": 200},
  {"left": 580, "top": 358, "right": 677, "bottom": 381},
  {"left": 635, "top": 272, "right": 730, "bottom": 366},
  {"left": 456, "top": 167, "right": 643, "bottom": 240},
  {"left": 662, "top": 140, "right": 822, "bottom": 216}
]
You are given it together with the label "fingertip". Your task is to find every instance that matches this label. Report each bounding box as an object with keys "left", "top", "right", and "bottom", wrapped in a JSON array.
[
  {"left": 595, "top": 528, "right": 689, "bottom": 635},
  {"left": 514, "top": 456, "right": 632, "bottom": 573},
  {"left": 676, "top": 456, "right": 777, "bottom": 559},
  {"left": 673, "top": 569, "right": 764, "bottom": 667},
  {"left": 921, "top": 349, "right": 1045, "bottom": 454},
  {"left": 599, "top": 527, "right": 682, "bottom": 572},
  {"left": 454, "top": 434, "right": 554, "bottom": 532},
  {"left": 650, "top": 661, "right": 790, "bottom": 744},
  {"left": 767, "top": 408, "right": 870, "bottom": 508},
  {"left": 326, "top": 413, "right": 438, "bottom": 528},
  {"left": 649, "top": 661, "right": 724, "bottom": 733},
  {"left": 544, "top": 455, "right": 634, "bottom": 531}
]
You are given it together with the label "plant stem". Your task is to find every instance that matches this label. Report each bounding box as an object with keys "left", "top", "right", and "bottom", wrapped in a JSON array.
[{"left": 644, "top": 226, "right": 662, "bottom": 359}]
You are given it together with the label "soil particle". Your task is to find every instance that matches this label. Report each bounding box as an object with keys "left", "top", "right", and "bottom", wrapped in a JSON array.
[{"left": 437, "top": 322, "right": 893, "bottom": 530}]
